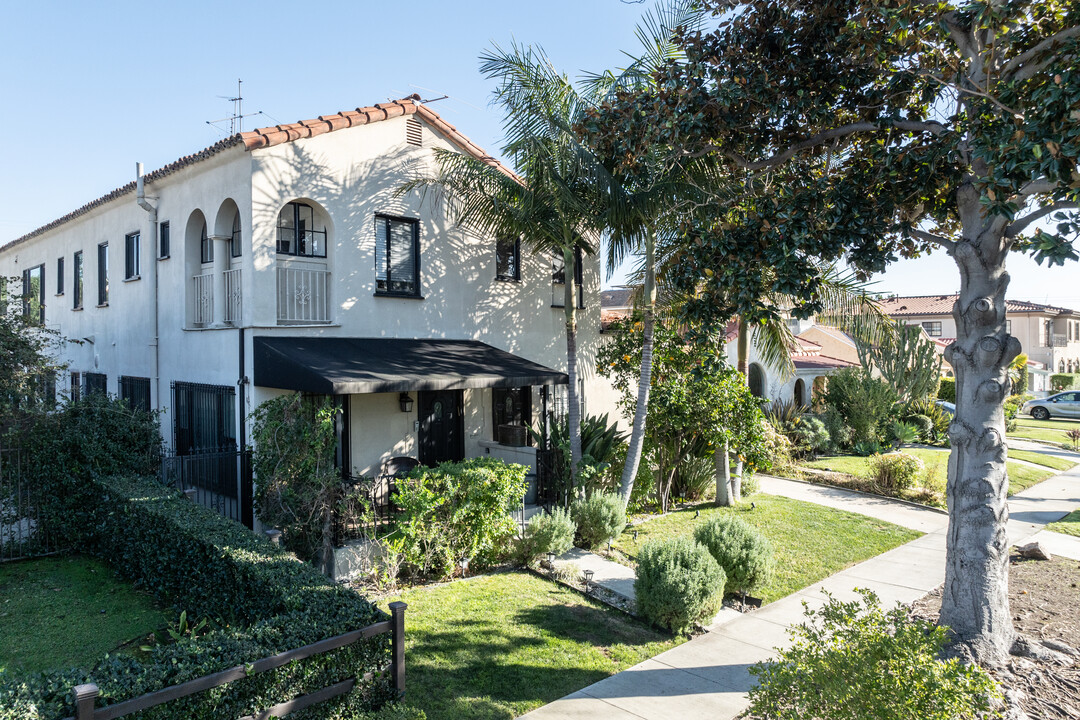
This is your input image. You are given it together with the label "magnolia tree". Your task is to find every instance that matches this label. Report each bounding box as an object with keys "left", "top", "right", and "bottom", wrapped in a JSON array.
[{"left": 591, "top": 0, "right": 1079, "bottom": 663}]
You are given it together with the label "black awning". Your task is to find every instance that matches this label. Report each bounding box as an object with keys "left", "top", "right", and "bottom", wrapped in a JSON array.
[{"left": 253, "top": 336, "right": 569, "bottom": 395}]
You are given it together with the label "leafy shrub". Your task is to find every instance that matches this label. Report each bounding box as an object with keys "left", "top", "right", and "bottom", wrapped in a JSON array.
[
  {"left": 1004, "top": 393, "right": 1034, "bottom": 422},
  {"left": 394, "top": 458, "right": 528, "bottom": 579},
  {"left": 0, "top": 474, "right": 395, "bottom": 720},
  {"left": 866, "top": 452, "right": 924, "bottom": 494},
  {"left": 748, "top": 589, "right": 1000, "bottom": 720},
  {"left": 693, "top": 515, "right": 774, "bottom": 595},
  {"left": 571, "top": 492, "right": 627, "bottom": 549},
  {"left": 937, "top": 377, "right": 956, "bottom": 402},
  {"left": 903, "top": 413, "right": 934, "bottom": 441},
  {"left": 519, "top": 506, "right": 575, "bottom": 564},
  {"left": 789, "top": 416, "right": 831, "bottom": 458},
  {"left": 1051, "top": 373, "right": 1080, "bottom": 391},
  {"left": 852, "top": 440, "right": 883, "bottom": 457},
  {"left": 534, "top": 412, "right": 628, "bottom": 501},
  {"left": 889, "top": 420, "right": 919, "bottom": 446},
  {"left": 634, "top": 538, "right": 725, "bottom": 635},
  {"left": 816, "top": 409, "right": 853, "bottom": 452},
  {"left": 741, "top": 472, "right": 760, "bottom": 497},
  {"left": 907, "top": 398, "right": 951, "bottom": 446},
  {"left": 822, "top": 368, "right": 898, "bottom": 446},
  {"left": 761, "top": 421, "right": 795, "bottom": 471},
  {"left": 672, "top": 454, "right": 716, "bottom": 501},
  {"left": 604, "top": 440, "right": 656, "bottom": 511}
]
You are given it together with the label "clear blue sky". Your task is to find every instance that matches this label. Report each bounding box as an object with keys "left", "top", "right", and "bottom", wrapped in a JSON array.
[{"left": 2, "top": 1, "right": 1074, "bottom": 305}]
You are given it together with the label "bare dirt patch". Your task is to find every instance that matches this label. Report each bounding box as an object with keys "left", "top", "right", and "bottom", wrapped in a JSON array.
[{"left": 912, "top": 554, "right": 1080, "bottom": 719}]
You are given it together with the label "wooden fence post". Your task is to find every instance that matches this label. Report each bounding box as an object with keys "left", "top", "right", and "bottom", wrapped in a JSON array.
[
  {"left": 73, "top": 683, "right": 99, "bottom": 720},
  {"left": 388, "top": 601, "right": 407, "bottom": 697}
]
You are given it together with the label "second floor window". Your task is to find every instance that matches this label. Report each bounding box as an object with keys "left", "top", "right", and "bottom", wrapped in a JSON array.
[
  {"left": 551, "top": 248, "right": 584, "bottom": 308},
  {"left": 921, "top": 321, "right": 942, "bottom": 337},
  {"left": 277, "top": 202, "right": 326, "bottom": 258},
  {"left": 231, "top": 213, "right": 242, "bottom": 258},
  {"left": 375, "top": 215, "right": 420, "bottom": 296},
  {"left": 159, "top": 220, "right": 170, "bottom": 258},
  {"left": 73, "top": 251, "right": 83, "bottom": 309},
  {"left": 496, "top": 236, "right": 521, "bottom": 281},
  {"left": 22, "top": 264, "right": 44, "bottom": 323},
  {"left": 97, "top": 242, "right": 109, "bottom": 305},
  {"left": 125, "top": 232, "right": 140, "bottom": 279},
  {"left": 200, "top": 223, "right": 212, "bottom": 264},
  {"left": 56, "top": 257, "right": 64, "bottom": 295}
]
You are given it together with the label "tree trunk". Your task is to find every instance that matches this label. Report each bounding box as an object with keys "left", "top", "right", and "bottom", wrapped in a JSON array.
[
  {"left": 619, "top": 228, "right": 657, "bottom": 506},
  {"left": 938, "top": 185, "right": 1020, "bottom": 663},
  {"left": 563, "top": 244, "right": 583, "bottom": 481},
  {"left": 715, "top": 437, "right": 732, "bottom": 506},
  {"left": 737, "top": 317, "right": 749, "bottom": 375},
  {"left": 730, "top": 462, "right": 742, "bottom": 504}
]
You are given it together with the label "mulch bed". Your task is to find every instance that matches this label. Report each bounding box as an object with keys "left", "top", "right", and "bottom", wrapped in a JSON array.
[{"left": 912, "top": 553, "right": 1080, "bottom": 719}]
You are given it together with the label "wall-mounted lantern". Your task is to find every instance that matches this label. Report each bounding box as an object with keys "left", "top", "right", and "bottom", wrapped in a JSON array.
[{"left": 399, "top": 392, "right": 414, "bottom": 413}]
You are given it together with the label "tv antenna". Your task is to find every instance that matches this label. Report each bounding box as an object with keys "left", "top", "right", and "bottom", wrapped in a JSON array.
[{"left": 206, "top": 79, "right": 267, "bottom": 135}]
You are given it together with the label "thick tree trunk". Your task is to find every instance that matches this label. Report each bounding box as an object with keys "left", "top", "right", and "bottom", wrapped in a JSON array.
[
  {"left": 736, "top": 318, "right": 749, "bottom": 375},
  {"left": 715, "top": 437, "right": 732, "bottom": 506},
  {"left": 563, "top": 245, "right": 583, "bottom": 483},
  {"left": 939, "top": 187, "right": 1020, "bottom": 663},
  {"left": 619, "top": 229, "right": 657, "bottom": 506},
  {"left": 730, "top": 463, "right": 742, "bottom": 504}
]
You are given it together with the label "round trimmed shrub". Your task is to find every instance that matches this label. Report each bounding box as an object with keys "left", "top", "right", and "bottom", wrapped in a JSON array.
[
  {"left": 693, "top": 515, "right": 774, "bottom": 595},
  {"left": 867, "top": 452, "right": 924, "bottom": 494},
  {"left": 634, "top": 537, "right": 726, "bottom": 634},
  {"left": 519, "top": 507, "right": 575, "bottom": 564},
  {"left": 904, "top": 413, "right": 934, "bottom": 441},
  {"left": 571, "top": 492, "right": 626, "bottom": 550}
]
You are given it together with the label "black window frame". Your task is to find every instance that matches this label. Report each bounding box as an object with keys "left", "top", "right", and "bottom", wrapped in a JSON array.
[
  {"left": 56, "top": 257, "right": 64, "bottom": 296},
  {"left": 551, "top": 248, "right": 585, "bottom": 309},
  {"left": 200, "top": 222, "right": 212, "bottom": 265},
  {"left": 493, "top": 386, "right": 532, "bottom": 445},
  {"left": 276, "top": 202, "right": 327, "bottom": 258},
  {"left": 159, "top": 220, "right": 170, "bottom": 259},
  {"left": 921, "top": 321, "right": 942, "bottom": 337},
  {"left": 374, "top": 214, "right": 421, "bottom": 298},
  {"left": 70, "top": 371, "right": 82, "bottom": 402},
  {"left": 73, "top": 251, "right": 83, "bottom": 309},
  {"left": 119, "top": 375, "right": 152, "bottom": 412},
  {"left": 231, "top": 212, "right": 242, "bottom": 258},
  {"left": 84, "top": 372, "right": 107, "bottom": 396},
  {"left": 22, "top": 264, "right": 44, "bottom": 324},
  {"left": 125, "top": 231, "right": 141, "bottom": 280},
  {"left": 172, "top": 381, "right": 237, "bottom": 455},
  {"left": 495, "top": 235, "right": 521, "bottom": 282},
  {"left": 97, "top": 242, "right": 109, "bottom": 306}
]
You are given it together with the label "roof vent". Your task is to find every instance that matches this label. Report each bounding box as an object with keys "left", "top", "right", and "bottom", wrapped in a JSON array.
[{"left": 406, "top": 118, "right": 423, "bottom": 147}]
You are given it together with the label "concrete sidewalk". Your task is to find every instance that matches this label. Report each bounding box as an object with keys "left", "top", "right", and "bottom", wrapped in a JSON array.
[{"left": 521, "top": 464, "right": 1080, "bottom": 720}]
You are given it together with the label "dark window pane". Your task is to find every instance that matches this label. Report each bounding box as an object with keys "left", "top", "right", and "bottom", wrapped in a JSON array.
[
  {"left": 496, "top": 236, "right": 520, "bottom": 281},
  {"left": 125, "top": 232, "right": 140, "bottom": 279},
  {"left": 120, "top": 376, "right": 151, "bottom": 412},
  {"left": 172, "top": 381, "right": 236, "bottom": 454},
  {"left": 97, "top": 243, "right": 109, "bottom": 305},
  {"left": 57, "top": 257, "right": 64, "bottom": 295},
  {"left": 231, "top": 213, "right": 242, "bottom": 258},
  {"left": 73, "top": 251, "right": 83, "bottom": 308},
  {"left": 375, "top": 215, "right": 419, "bottom": 295},
  {"left": 200, "top": 223, "right": 212, "bottom": 264},
  {"left": 159, "top": 221, "right": 170, "bottom": 258}
]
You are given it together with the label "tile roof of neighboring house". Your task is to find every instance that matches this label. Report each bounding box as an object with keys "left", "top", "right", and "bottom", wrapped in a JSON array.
[
  {"left": 601, "top": 287, "right": 635, "bottom": 309},
  {"left": 2, "top": 95, "right": 512, "bottom": 255},
  {"left": 793, "top": 355, "right": 856, "bottom": 370},
  {"left": 792, "top": 337, "right": 823, "bottom": 355},
  {"left": 879, "top": 294, "right": 1078, "bottom": 317},
  {"left": 804, "top": 324, "right": 858, "bottom": 348}
]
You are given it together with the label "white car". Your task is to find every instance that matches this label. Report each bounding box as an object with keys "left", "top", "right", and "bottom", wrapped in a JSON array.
[{"left": 1022, "top": 392, "right": 1080, "bottom": 420}]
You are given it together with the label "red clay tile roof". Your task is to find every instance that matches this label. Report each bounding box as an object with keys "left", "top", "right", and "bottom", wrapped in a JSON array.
[
  {"left": 879, "top": 294, "right": 1077, "bottom": 317},
  {"left": 793, "top": 354, "right": 856, "bottom": 370},
  {"left": 2, "top": 95, "right": 513, "bottom": 255}
]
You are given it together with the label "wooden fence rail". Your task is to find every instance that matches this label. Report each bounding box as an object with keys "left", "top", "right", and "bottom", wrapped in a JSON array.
[{"left": 67, "top": 601, "right": 407, "bottom": 720}]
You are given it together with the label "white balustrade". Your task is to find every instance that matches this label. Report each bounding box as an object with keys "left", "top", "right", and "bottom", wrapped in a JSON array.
[{"left": 277, "top": 265, "right": 330, "bottom": 324}]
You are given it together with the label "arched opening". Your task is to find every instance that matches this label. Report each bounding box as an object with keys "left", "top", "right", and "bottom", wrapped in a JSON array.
[
  {"left": 274, "top": 198, "right": 333, "bottom": 324},
  {"left": 794, "top": 378, "right": 806, "bottom": 408},
  {"left": 213, "top": 198, "right": 242, "bottom": 261},
  {"left": 748, "top": 363, "right": 766, "bottom": 399},
  {"left": 184, "top": 210, "right": 211, "bottom": 327}
]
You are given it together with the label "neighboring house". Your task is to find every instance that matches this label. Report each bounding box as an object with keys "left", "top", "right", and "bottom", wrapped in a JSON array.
[
  {"left": 879, "top": 294, "right": 1080, "bottom": 393},
  {"left": 0, "top": 95, "right": 612, "bottom": 524}
]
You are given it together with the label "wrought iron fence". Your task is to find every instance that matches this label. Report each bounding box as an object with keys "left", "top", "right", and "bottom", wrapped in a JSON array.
[
  {"left": 334, "top": 474, "right": 397, "bottom": 544},
  {"left": 160, "top": 450, "right": 253, "bottom": 529},
  {"left": 0, "top": 444, "right": 67, "bottom": 562}
]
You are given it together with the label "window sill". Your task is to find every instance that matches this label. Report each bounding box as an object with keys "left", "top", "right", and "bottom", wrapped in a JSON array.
[
  {"left": 97, "top": 303, "right": 109, "bottom": 308},
  {"left": 158, "top": 255, "right": 170, "bottom": 261},
  {"left": 72, "top": 306, "right": 83, "bottom": 312},
  {"left": 123, "top": 276, "right": 141, "bottom": 283},
  {"left": 374, "top": 292, "right": 424, "bottom": 300},
  {"left": 495, "top": 276, "right": 521, "bottom": 284},
  {"left": 55, "top": 293, "right": 64, "bottom": 297}
]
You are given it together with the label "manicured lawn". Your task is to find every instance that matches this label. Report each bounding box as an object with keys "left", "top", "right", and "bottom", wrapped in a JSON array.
[
  {"left": 1007, "top": 449, "right": 1077, "bottom": 472},
  {"left": 1047, "top": 509, "right": 1080, "bottom": 538},
  {"left": 382, "top": 572, "right": 681, "bottom": 720},
  {"left": 613, "top": 494, "right": 921, "bottom": 604},
  {"left": 1010, "top": 417, "right": 1080, "bottom": 446},
  {"left": 804, "top": 448, "right": 1054, "bottom": 497},
  {"left": 0, "top": 555, "right": 166, "bottom": 675}
]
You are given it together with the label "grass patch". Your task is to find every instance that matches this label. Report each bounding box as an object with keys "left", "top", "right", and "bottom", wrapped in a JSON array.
[
  {"left": 382, "top": 572, "right": 680, "bottom": 720},
  {"left": 1047, "top": 509, "right": 1080, "bottom": 538},
  {"left": 804, "top": 449, "right": 1053, "bottom": 497},
  {"left": 1016, "top": 417, "right": 1080, "bottom": 431},
  {"left": 0, "top": 555, "right": 166, "bottom": 675},
  {"left": 1010, "top": 417, "right": 1080, "bottom": 447},
  {"left": 614, "top": 494, "right": 920, "bottom": 604},
  {"left": 1007, "top": 449, "right": 1077, "bottom": 472}
]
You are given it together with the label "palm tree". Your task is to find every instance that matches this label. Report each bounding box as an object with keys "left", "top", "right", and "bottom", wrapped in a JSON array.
[{"left": 399, "top": 42, "right": 608, "bottom": 477}]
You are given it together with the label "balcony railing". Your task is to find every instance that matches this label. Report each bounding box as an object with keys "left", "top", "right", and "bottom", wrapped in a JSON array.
[
  {"left": 224, "top": 268, "right": 242, "bottom": 325},
  {"left": 277, "top": 264, "right": 331, "bottom": 324},
  {"left": 192, "top": 273, "right": 213, "bottom": 326},
  {"left": 1051, "top": 334, "right": 1069, "bottom": 347}
]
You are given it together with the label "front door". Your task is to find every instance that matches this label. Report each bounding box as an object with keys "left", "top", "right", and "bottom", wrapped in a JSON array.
[{"left": 418, "top": 390, "right": 465, "bottom": 466}]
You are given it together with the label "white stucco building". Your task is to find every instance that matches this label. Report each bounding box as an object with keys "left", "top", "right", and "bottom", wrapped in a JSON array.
[{"left": 1, "top": 96, "right": 613, "bottom": 525}]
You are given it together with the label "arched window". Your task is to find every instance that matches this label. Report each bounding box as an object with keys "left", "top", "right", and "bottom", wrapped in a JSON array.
[
  {"left": 200, "top": 222, "right": 212, "bottom": 264},
  {"left": 231, "top": 213, "right": 242, "bottom": 258},
  {"left": 277, "top": 202, "right": 326, "bottom": 258},
  {"left": 748, "top": 363, "right": 766, "bottom": 399},
  {"left": 794, "top": 378, "right": 806, "bottom": 408}
]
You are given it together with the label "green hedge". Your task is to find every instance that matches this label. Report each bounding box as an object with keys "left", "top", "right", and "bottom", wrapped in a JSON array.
[
  {"left": 1051, "top": 373, "right": 1079, "bottom": 391},
  {"left": 0, "top": 474, "right": 395, "bottom": 720},
  {"left": 936, "top": 377, "right": 956, "bottom": 403}
]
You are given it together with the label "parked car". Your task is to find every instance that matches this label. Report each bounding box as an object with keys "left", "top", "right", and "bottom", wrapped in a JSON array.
[
  {"left": 1022, "top": 392, "right": 1080, "bottom": 420},
  {"left": 935, "top": 400, "right": 956, "bottom": 417}
]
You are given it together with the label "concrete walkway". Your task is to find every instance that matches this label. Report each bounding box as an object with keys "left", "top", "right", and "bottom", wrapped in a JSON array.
[{"left": 522, "top": 463, "right": 1080, "bottom": 720}]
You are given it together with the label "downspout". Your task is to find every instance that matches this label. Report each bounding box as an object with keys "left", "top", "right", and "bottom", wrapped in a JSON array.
[{"left": 135, "top": 163, "right": 161, "bottom": 414}]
